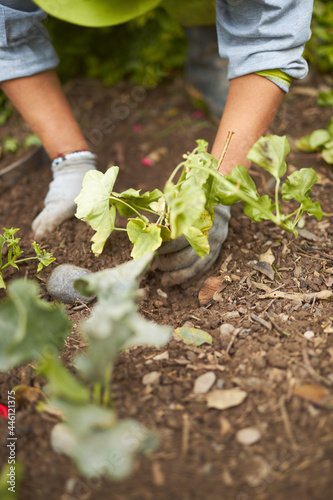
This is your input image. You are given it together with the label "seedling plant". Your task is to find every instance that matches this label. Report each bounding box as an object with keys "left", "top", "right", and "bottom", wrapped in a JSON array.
[
  {"left": 0, "top": 227, "right": 55, "bottom": 289},
  {"left": 75, "top": 134, "right": 325, "bottom": 260}
]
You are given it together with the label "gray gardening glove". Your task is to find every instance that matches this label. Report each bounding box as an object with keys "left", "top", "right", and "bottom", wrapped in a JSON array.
[
  {"left": 153, "top": 204, "right": 231, "bottom": 287},
  {"left": 32, "top": 151, "right": 96, "bottom": 239}
]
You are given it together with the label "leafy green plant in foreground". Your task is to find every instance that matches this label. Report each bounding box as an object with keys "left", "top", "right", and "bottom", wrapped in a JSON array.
[
  {"left": 0, "top": 228, "right": 55, "bottom": 289},
  {"left": 75, "top": 134, "right": 324, "bottom": 260},
  {"left": 0, "top": 253, "right": 171, "bottom": 480}
]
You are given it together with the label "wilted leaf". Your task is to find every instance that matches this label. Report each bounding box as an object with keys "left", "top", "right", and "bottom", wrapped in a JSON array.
[
  {"left": 174, "top": 327, "right": 212, "bottom": 346},
  {"left": 259, "top": 248, "right": 275, "bottom": 265},
  {"left": 281, "top": 168, "right": 320, "bottom": 203},
  {"left": 198, "top": 275, "right": 225, "bottom": 305},
  {"left": 207, "top": 388, "right": 247, "bottom": 410}
]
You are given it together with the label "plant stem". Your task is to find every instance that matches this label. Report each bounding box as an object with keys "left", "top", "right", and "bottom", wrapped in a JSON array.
[
  {"left": 109, "top": 196, "right": 148, "bottom": 222},
  {"left": 218, "top": 130, "right": 234, "bottom": 170},
  {"left": 274, "top": 177, "right": 281, "bottom": 222}
]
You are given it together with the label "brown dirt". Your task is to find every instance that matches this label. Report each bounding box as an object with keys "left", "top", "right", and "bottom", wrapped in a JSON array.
[{"left": 0, "top": 69, "right": 333, "bottom": 500}]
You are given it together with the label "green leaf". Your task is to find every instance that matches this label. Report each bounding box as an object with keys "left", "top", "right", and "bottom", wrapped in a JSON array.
[
  {"left": 127, "top": 219, "right": 162, "bottom": 259},
  {"left": 37, "top": 355, "right": 90, "bottom": 404},
  {"left": 247, "top": 135, "right": 290, "bottom": 178},
  {"left": 322, "top": 147, "right": 333, "bottom": 164},
  {"left": 165, "top": 182, "right": 206, "bottom": 239},
  {"left": 24, "top": 134, "right": 42, "bottom": 148},
  {"left": 32, "top": 241, "right": 56, "bottom": 272},
  {"left": 301, "top": 198, "right": 323, "bottom": 221},
  {"left": 243, "top": 195, "right": 275, "bottom": 223},
  {"left": 33, "top": 0, "right": 161, "bottom": 27},
  {"left": 174, "top": 327, "right": 212, "bottom": 346},
  {"left": 3, "top": 136, "right": 19, "bottom": 154},
  {"left": 212, "top": 164, "right": 260, "bottom": 205},
  {"left": 0, "top": 280, "right": 72, "bottom": 371},
  {"left": 295, "top": 134, "right": 317, "bottom": 153},
  {"left": 75, "top": 168, "right": 119, "bottom": 255},
  {"left": 183, "top": 208, "right": 213, "bottom": 258},
  {"left": 50, "top": 399, "right": 157, "bottom": 480},
  {"left": 116, "top": 188, "right": 163, "bottom": 216},
  {"left": 317, "top": 90, "right": 333, "bottom": 107},
  {"left": 309, "top": 129, "right": 331, "bottom": 149},
  {"left": 281, "top": 168, "right": 319, "bottom": 203}
]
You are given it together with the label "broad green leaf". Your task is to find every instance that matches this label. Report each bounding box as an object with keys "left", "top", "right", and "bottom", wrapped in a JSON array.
[
  {"left": 309, "top": 129, "right": 331, "bottom": 149},
  {"left": 75, "top": 168, "right": 119, "bottom": 255},
  {"left": 243, "top": 195, "right": 275, "bottom": 223},
  {"left": 183, "top": 209, "right": 213, "bottom": 258},
  {"left": 116, "top": 188, "right": 163, "bottom": 216},
  {"left": 158, "top": 224, "right": 171, "bottom": 242},
  {"left": 295, "top": 134, "right": 316, "bottom": 153},
  {"left": 247, "top": 135, "right": 290, "bottom": 178},
  {"left": 33, "top": 0, "right": 161, "bottom": 27},
  {"left": 165, "top": 182, "right": 206, "bottom": 239},
  {"left": 301, "top": 198, "right": 323, "bottom": 221},
  {"left": 322, "top": 147, "right": 333, "bottom": 164},
  {"left": 24, "top": 134, "right": 42, "bottom": 148},
  {"left": 0, "top": 280, "right": 72, "bottom": 371},
  {"left": 281, "top": 168, "right": 319, "bottom": 203},
  {"left": 127, "top": 219, "right": 162, "bottom": 259},
  {"left": 37, "top": 355, "right": 89, "bottom": 404},
  {"left": 212, "top": 164, "right": 260, "bottom": 205},
  {"left": 3, "top": 136, "right": 19, "bottom": 154},
  {"left": 174, "top": 327, "right": 212, "bottom": 346},
  {"left": 327, "top": 117, "right": 333, "bottom": 136}
]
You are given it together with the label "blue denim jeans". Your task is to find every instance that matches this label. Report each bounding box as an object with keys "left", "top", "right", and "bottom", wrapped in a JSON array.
[
  {"left": 0, "top": 0, "right": 58, "bottom": 82},
  {"left": 216, "top": 0, "right": 314, "bottom": 82}
]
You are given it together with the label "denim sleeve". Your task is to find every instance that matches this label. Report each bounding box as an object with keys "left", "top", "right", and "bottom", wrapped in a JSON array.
[
  {"left": 216, "top": 0, "right": 314, "bottom": 81},
  {"left": 0, "top": 0, "right": 59, "bottom": 82}
]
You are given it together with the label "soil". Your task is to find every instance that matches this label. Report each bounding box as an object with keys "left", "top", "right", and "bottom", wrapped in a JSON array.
[{"left": 0, "top": 68, "right": 333, "bottom": 500}]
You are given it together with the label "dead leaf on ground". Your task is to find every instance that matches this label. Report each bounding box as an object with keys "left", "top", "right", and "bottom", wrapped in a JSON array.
[
  {"left": 206, "top": 388, "right": 247, "bottom": 410},
  {"left": 259, "top": 248, "right": 275, "bottom": 265},
  {"left": 174, "top": 327, "right": 213, "bottom": 346},
  {"left": 258, "top": 289, "right": 333, "bottom": 301},
  {"left": 193, "top": 372, "right": 216, "bottom": 395},
  {"left": 253, "top": 261, "right": 275, "bottom": 280},
  {"left": 198, "top": 275, "right": 226, "bottom": 305},
  {"left": 292, "top": 384, "right": 333, "bottom": 410}
]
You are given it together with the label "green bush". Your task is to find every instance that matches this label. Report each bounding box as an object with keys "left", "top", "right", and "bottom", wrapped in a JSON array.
[
  {"left": 46, "top": 7, "right": 187, "bottom": 86},
  {"left": 304, "top": 0, "right": 333, "bottom": 72}
]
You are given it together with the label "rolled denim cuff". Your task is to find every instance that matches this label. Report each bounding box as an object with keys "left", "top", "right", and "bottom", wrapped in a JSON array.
[
  {"left": 0, "top": 0, "right": 59, "bottom": 82},
  {"left": 216, "top": 0, "right": 313, "bottom": 82}
]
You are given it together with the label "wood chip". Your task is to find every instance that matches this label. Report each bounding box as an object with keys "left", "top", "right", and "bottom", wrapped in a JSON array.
[
  {"left": 259, "top": 248, "right": 275, "bottom": 265},
  {"left": 142, "top": 371, "right": 160, "bottom": 386},
  {"left": 292, "top": 384, "right": 333, "bottom": 410},
  {"left": 258, "top": 289, "right": 333, "bottom": 301}
]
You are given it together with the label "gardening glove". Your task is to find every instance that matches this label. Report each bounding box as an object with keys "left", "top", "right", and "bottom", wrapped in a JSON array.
[
  {"left": 153, "top": 204, "right": 231, "bottom": 287},
  {"left": 32, "top": 151, "right": 97, "bottom": 239}
]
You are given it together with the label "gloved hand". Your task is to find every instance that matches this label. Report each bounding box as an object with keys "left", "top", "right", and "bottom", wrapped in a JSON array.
[
  {"left": 152, "top": 204, "right": 231, "bottom": 287},
  {"left": 32, "top": 151, "right": 96, "bottom": 239}
]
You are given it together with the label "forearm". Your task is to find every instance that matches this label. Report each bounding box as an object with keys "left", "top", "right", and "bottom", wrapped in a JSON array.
[
  {"left": 1, "top": 70, "right": 89, "bottom": 160},
  {"left": 211, "top": 73, "right": 284, "bottom": 174}
]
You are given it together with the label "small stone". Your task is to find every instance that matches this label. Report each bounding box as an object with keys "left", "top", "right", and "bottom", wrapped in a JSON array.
[
  {"left": 142, "top": 371, "right": 160, "bottom": 386},
  {"left": 193, "top": 372, "right": 216, "bottom": 394},
  {"left": 304, "top": 330, "right": 315, "bottom": 340},
  {"left": 236, "top": 426, "right": 262, "bottom": 446},
  {"left": 46, "top": 264, "right": 94, "bottom": 305},
  {"left": 220, "top": 323, "right": 235, "bottom": 335}
]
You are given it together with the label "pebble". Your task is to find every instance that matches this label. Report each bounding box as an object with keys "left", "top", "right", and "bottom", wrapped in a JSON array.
[
  {"left": 220, "top": 323, "right": 235, "bottom": 335},
  {"left": 236, "top": 426, "right": 262, "bottom": 446},
  {"left": 142, "top": 371, "right": 160, "bottom": 386},
  {"left": 304, "top": 330, "right": 315, "bottom": 340},
  {"left": 46, "top": 264, "right": 94, "bottom": 304},
  {"left": 193, "top": 372, "right": 216, "bottom": 394}
]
